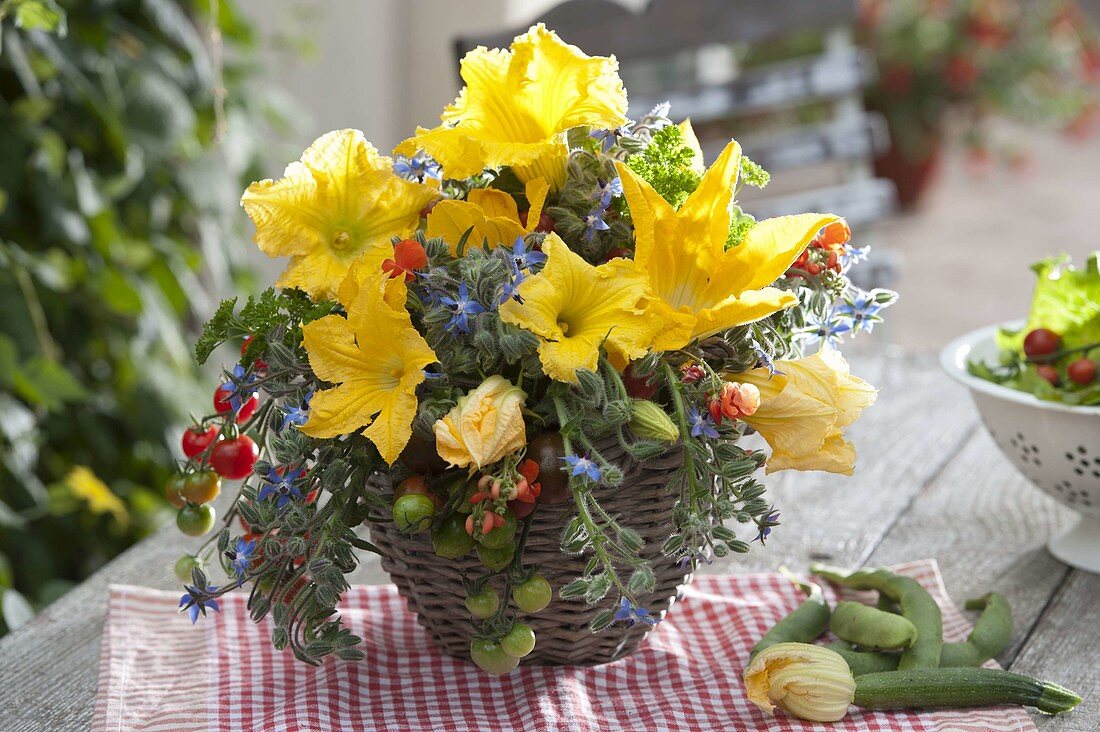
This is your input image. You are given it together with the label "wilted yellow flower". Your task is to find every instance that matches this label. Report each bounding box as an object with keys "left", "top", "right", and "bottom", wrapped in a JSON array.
[
  {"left": 396, "top": 24, "right": 627, "bottom": 190},
  {"left": 616, "top": 141, "right": 839, "bottom": 350},
  {"left": 733, "top": 351, "right": 877, "bottom": 475},
  {"left": 241, "top": 129, "right": 438, "bottom": 301},
  {"left": 744, "top": 642, "right": 856, "bottom": 722},
  {"left": 498, "top": 233, "right": 657, "bottom": 383},
  {"left": 64, "top": 466, "right": 127, "bottom": 524},
  {"left": 300, "top": 269, "right": 437, "bottom": 464},
  {"left": 434, "top": 376, "right": 527, "bottom": 469},
  {"left": 426, "top": 178, "right": 549, "bottom": 253}
]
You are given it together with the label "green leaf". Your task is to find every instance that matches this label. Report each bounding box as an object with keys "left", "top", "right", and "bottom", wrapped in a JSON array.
[
  {"left": 1000, "top": 253, "right": 1100, "bottom": 353},
  {"left": 1, "top": 588, "right": 35, "bottom": 632},
  {"left": 11, "top": 356, "right": 88, "bottom": 410},
  {"left": 12, "top": 0, "right": 67, "bottom": 35},
  {"left": 100, "top": 269, "right": 144, "bottom": 316}
]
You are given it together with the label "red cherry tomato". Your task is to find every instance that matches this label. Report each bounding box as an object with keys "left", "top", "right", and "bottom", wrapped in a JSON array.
[
  {"left": 1068, "top": 358, "right": 1097, "bottom": 385},
  {"left": 240, "top": 335, "right": 269, "bottom": 370},
  {"left": 181, "top": 425, "right": 219, "bottom": 458},
  {"left": 1036, "top": 364, "right": 1060, "bottom": 386},
  {"left": 213, "top": 384, "right": 259, "bottom": 422},
  {"left": 210, "top": 435, "right": 259, "bottom": 479},
  {"left": 1023, "top": 328, "right": 1061, "bottom": 360}
]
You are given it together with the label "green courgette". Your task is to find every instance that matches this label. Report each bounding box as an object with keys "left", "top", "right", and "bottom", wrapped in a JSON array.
[
  {"left": 749, "top": 576, "right": 830, "bottom": 660},
  {"left": 853, "top": 668, "right": 1082, "bottom": 715}
]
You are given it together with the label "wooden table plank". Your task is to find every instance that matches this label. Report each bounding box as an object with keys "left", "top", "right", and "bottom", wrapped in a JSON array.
[{"left": 1009, "top": 570, "right": 1100, "bottom": 732}]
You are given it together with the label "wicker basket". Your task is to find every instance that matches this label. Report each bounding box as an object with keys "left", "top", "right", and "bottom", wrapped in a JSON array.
[{"left": 370, "top": 436, "right": 691, "bottom": 666}]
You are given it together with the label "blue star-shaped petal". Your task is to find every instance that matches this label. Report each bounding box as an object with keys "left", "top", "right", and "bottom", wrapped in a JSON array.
[
  {"left": 687, "top": 405, "right": 719, "bottom": 439},
  {"left": 836, "top": 292, "right": 884, "bottom": 335},
  {"left": 179, "top": 584, "right": 221, "bottom": 624},
  {"left": 562, "top": 454, "right": 603, "bottom": 483},
  {"left": 613, "top": 597, "right": 658, "bottom": 627},
  {"left": 217, "top": 363, "right": 259, "bottom": 413},
  {"left": 582, "top": 206, "right": 611, "bottom": 243},
  {"left": 802, "top": 310, "right": 851, "bottom": 350},
  {"left": 439, "top": 283, "right": 486, "bottom": 334},
  {"left": 509, "top": 236, "right": 546, "bottom": 271},
  {"left": 392, "top": 151, "right": 442, "bottom": 183},
  {"left": 226, "top": 538, "right": 257, "bottom": 587},
  {"left": 754, "top": 509, "right": 781, "bottom": 545},
  {"left": 839, "top": 243, "right": 869, "bottom": 271},
  {"left": 279, "top": 391, "right": 313, "bottom": 433},
  {"left": 593, "top": 176, "right": 623, "bottom": 207},
  {"left": 258, "top": 466, "right": 305, "bottom": 509}
]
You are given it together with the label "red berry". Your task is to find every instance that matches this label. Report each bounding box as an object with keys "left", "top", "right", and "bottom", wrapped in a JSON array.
[
  {"left": 1068, "top": 358, "right": 1097, "bottom": 385},
  {"left": 1023, "top": 328, "right": 1061, "bottom": 360},
  {"left": 181, "top": 425, "right": 218, "bottom": 458},
  {"left": 1036, "top": 365, "right": 1060, "bottom": 386},
  {"left": 240, "top": 335, "right": 268, "bottom": 371},
  {"left": 210, "top": 435, "right": 259, "bottom": 480},
  {"left": 214, "top": 384, "right": 259, "bottom": 422}
]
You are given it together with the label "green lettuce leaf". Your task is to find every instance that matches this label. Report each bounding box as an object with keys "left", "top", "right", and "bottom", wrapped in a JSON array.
[{"left": 998, "top": 252, "right": 1100, "bottom": 353}]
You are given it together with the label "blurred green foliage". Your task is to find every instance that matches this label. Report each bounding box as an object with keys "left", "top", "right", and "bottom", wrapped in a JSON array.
[{"left": 0, "top": 0, "right": 285, "bottom": 632}]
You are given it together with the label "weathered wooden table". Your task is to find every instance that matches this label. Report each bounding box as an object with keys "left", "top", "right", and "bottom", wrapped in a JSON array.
[{"left": 2, "top": 353, "right": 1096, "bottom": 731}]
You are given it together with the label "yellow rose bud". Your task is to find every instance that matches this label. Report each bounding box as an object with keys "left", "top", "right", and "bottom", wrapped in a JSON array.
[
  {"left": 743, "top": 642, "right": 856, "bottom": 722},
  {"left": 433, "top": 376, "right": 527, "bottom": 469},
  {"left": 628, "top": 399, "right": 679, "bottom": 443}
]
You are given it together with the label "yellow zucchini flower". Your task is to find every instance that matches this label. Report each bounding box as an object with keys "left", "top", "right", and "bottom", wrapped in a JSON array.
[
  {"left": 498, "top": 233, "right": 656, "bottom": 383},
  {"left": 241, "top": 129, "right": 438, "bottom": 301},
  {"left": 426, "top": 178, "right": 549, "bottom": 253},
  {"left": 300, "top": 269, "right": 437, "bottom": 464},
  {"left": 395, "top": 24, "right": 627, "bottom": 191},
  {"left": 615, "top": 141, "right": 840, "bottom": 351},
  {"left": 732, "top": 350, "right": 877, "bottom": 475},
  {"left": 434, "top": 376, "right": 527, "bottom": 469},
  {"left": 64, "top": 466, "right": 128, "bottom": 525},
  {"left": 744, "top": 642, "right": 856, "bottom": 722}
]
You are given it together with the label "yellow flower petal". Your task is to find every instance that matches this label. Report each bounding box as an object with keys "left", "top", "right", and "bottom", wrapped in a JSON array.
[
  {"left": 64, "top": 466, "right": 127, "bottom": 524},
  {"left": 734, "top": 351, "right": 876, "bottom": 475},
  {"left": 397, "top": 24, "right": 626, "bottom": 191},
  {"left": 301, "top": 270, "right": 436, "bottom": 464},
  {"left": 425, "top": 179, "right": 549, "bottom": 254},
  {"left": 618, "top": 140, "right": 844, "bottom": 349},
  {"left": 499, "top": 234, "right": 656, "bottom": 383},
  {"left": 242, "top": 129, "right": 437, "bottom": 301},
  {"left": 433, "top": 376, "right": 527, "bottom": 469}
]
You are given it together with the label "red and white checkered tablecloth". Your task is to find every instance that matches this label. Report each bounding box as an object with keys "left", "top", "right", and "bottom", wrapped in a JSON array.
[{"left": 92, "top": 559, "right": 1037, "bottom": 731}]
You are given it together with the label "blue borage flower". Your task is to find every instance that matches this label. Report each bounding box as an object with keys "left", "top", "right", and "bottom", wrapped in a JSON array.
[
  {"left": 836, "top": 291, "right": 884, "bottom": 335},
  {"left": 614, "top": 597, "right": 658, "bottom": 627},
  {"left": 582, "top": 206, "right": 611, "bottom": 243},
  {"left": 677, "top": 550, "right": 715, "bottom": 569},
  {"left": 217, "top": 363, "right": 258, "bottom": 412},
  {"left": 687, "top": 405, "right": 719, "bottom": 439},
  {"left": 179, "top": 584, "right": 220, "bottom": 624},
  {"left": 802, "top": 310, "right": 851, "bottom": 350},
  {"left": 593, "top": 176, "right": 623, "bottom": 207},
  {"left": 754, "top": 509, "right": 780, "bottom": 545},
  {"left": 562, "top": 454, "right": 602, "bottom": 482},
  {"left": 279, "top": 391, "right": 313, "bottom": 433},
  {"left": 392, "top": 151, "right": 442, "bottom": 183},
  {"left": 258, "top": 466, "right": 305, "bottom": 508},
  {"left": 751, "top": 339, "right": 784, "bottom": 376},
  {"left": 839, "top": 243, "right": 869, "bottom": 271},
  {"left": 439, "top": 282, "right": 485, "bottom": 334},
  {"left": 589, "top": 128, "right": 619, "bottom": 153},
  {"left": 226, "top": 537, "right": 256, "bottom": 586},
  {"left": 509, "top": 236, "right": 546, "bottom": 271}
]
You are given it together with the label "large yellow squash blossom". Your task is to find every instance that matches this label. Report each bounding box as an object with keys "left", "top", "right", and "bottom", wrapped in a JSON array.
[
  {"left": 615, "top": 141, "right": 839, "bottom": 351},
  {"left": 395, "top": 24, "right": 627, "bottom": 191},
  {"left": 426, "top": 178, "right": 549, "bottom": 253},
  {"left": 241, "top": 129, "right": 438, "bottom": 301},
  {"left": 744, "top": 642, "right": 856, "bottom": 722},
  {"left": 434, "top": 376, "right": 527, "bottom": 469},
  {"left": 300, "top": 269, "right": 437, "bottom": 464},
  {"left": 732, "top": 350, "right": 877, "bottom": 475},
  {"left": 499, "top": 234, "right": 657, "bottom": 383}
]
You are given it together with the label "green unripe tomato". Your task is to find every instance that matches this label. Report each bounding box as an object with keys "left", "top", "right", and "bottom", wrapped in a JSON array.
[
  {"left": 477, "top": 510, "right": 517, "bottom": 549},
  {"left": 177, "top": 503, "right": 216, "bottom": 537},
  {"left": 433, "top": 513, "right": 476, "bottom": 558},
  {"left": 392, "top": 493, "right": 435, "bottom": 533},
  {"left": 455, "top": 481, "right": 480, "bottom": 514},
  {"left": 470, "top": 638, "right": 520, "bottom": 675},
  {"left": 513, "top": 574, "right": 552, "bottom": 613},
  {"left": 477, "top": 543, "right": 514, "bottom": 571},
  {"left": 501, "top": 623, "right": 536, "bottom": 658},
  {"left": 465, "top": 588, "right": 500, "bottom": 619},
  {"left": 174, "top": 554, "right": 203, "bottom": 583}
]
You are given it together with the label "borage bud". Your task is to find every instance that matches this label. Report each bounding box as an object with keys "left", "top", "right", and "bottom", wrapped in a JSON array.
[
  {"left": 628, "top": 400, "right": 679, "bottom": 443},
  {"left": 743, "top": 642, "right": 855, "bottom": 722}
]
